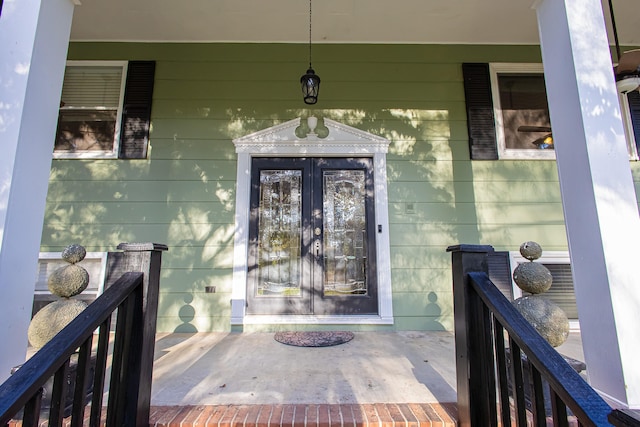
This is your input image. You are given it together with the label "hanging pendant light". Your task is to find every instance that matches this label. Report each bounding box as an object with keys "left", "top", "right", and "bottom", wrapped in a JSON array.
[{"left": 301, "top": 0, "right": 320, "bottom": 104}]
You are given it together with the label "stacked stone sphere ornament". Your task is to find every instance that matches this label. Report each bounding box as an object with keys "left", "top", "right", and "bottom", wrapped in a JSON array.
[
  {"left": 512, "top": 241, "right": 570, "bottom": 347},
  {"left": 27, "top": 244, "right": 90, "bottom": 349}
]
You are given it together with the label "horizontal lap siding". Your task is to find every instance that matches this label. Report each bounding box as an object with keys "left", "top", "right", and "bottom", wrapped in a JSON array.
[{"left": 41, "top": 42, "right": 600, "bottom": 332}]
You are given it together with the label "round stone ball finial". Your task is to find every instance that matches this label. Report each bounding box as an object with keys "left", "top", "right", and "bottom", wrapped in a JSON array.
[
  {"left": 27, "top": 243, "right": 91, "bottom": 349},
  {"left": 61, "top": 244, "right": 87, "bottom": 264},
  {"left": 49, "top": 244, "right": 90, "bottom": 297},
  {"left": 520, "top": 241, "right": 543, "bottom": 261},
  {"left": 511, "top": 240, "right": 569, "bottom": 347},
  {"left": 512, "top": 295, "right": 570, "bottom": 347},
  {"left": 513, "top": 262, "right": 553, "bottom": 294},
  {"left": 48, "top": 264, "right": 90, "bottom": 298},
  {"left": 28, "top": 299, "right": 88, "bottom": 349}
]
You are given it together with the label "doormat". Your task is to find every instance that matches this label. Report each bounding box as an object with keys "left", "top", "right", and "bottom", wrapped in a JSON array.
[{"left": 274, "top": 331, "right": 354, "bottom": 347}]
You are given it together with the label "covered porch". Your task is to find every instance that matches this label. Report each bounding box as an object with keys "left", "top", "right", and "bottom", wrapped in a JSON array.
[
  {"left": 0, "top": 243, "right": 602, "bottom": 426},
  {"left": 143, "top": 331, "right": 585, "bottom": 425},
  {"left": 2, "top": 0, "right": 640, "bottom": 416}
]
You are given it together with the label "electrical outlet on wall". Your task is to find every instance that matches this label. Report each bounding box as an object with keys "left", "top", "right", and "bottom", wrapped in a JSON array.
[{"left": 405, "top": 202, "right": 415, "bottom": 214}]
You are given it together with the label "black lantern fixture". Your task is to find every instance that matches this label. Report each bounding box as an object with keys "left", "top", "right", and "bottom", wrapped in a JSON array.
[{"left": 301, "top": 0, "right": 320, "bottom": 104}]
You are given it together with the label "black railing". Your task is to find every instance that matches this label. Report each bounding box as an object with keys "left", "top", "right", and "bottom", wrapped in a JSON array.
[
  {"left": 448, "top": 244, "right": 640, "bottom": 427},
  {"left": 0, "top": 242, "right": 167, "bottom": 427}
]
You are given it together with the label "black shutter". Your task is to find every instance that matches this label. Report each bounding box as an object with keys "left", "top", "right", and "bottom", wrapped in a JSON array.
[
  {"left": 487, "top": 251, "right": 513, "bottom": 300},
  {"left": 628, "top": 90, "right": 640, "bottom": 154},
  {"left": 462, "top": 63, "right": 498, "bottom": 160},
  {"left": 119, "top": 61, "right": 155, "bottom": 159}
]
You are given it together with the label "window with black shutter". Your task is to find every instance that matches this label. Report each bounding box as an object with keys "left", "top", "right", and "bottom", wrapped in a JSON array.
[
  {"left": 54, "top": 60, "right": 155, "bottom": 159},
  {"left": 119, "top": 61, "right": 155, "bottom": 159},
  {"left": 462, "top": 62, "right": 640, "bottom": 160},
  {"left": 462, "top": 63, "right": 498, "bottom": 160}
]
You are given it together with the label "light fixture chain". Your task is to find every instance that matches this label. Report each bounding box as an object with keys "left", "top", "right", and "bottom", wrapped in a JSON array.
[
  {"left": 300, "top": 0, "right": 319, "bottom": 105},
  {"left": 309, "top": 0, "right": 312, "bottom": 68},
  {"left": 608, "top": 0, "right": 621, "bottom": 62}
]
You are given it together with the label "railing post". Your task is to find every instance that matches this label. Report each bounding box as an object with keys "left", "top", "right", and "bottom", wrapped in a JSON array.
[
  {"left": 110, "top": 243, "right": 168, "bottom": 427},
  {"left": 447, "top": 244, "right": 494, "bottom": 427}
]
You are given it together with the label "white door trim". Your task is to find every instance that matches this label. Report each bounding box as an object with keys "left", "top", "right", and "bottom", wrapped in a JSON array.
[{"left": 230, "top": 117, "right": 393, "bottom": 325}]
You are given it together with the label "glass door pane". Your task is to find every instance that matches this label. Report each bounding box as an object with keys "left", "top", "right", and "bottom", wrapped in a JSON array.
[
  {"left": 247, "top": 158, "right": 312, "bottom": 315},
  {"left": 322, "top": 170, "right": 367, "bottom": 296},
  {"left": 312, "top": 157, "right": 377, "bottom": 316},
  {"left": 247, "top": 157, "right": 377, "bottom": 316},
  {"left": 256, "top": 170, "right": 302, "bottom": 296}
]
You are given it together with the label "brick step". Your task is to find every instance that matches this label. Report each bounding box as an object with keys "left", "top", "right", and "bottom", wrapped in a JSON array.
[
  {"left": 149, "top": 403, "right": 458, "bottom": 427},
  {"left": 9, "top": 403, "right": 457, "bottom": 426}
]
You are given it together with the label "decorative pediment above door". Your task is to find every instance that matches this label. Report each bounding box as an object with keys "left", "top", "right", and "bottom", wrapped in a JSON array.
[{"left": 233, "top": 117, "right": 390, "bottom": 155}]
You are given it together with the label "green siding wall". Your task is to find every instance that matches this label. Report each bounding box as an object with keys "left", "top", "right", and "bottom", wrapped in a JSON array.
[{"left": 40, "top": 42, "right": 640, "bottom": 332}]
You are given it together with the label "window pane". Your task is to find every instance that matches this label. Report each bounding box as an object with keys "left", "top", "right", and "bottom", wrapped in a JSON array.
[
  {"left": 54, "top": 64, "right": 125, "bottom": 154},
  {"left": 498, "top": 74, "right": 553, "bottom": 150},
  {"left": 256, "top": 170, "right": 303, "bottom": 297},
  {"left": 55, "top": 110, "right": 117, "bottom": 152},
  {"left": 60, "top": 66, "right": 123, "bottom": 108},
  {"left": 323, "top": 170, "right": 368, "bottom": 296}
]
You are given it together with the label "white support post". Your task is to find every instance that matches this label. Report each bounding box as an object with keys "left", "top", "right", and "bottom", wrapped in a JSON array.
[
  {"left": 0, "top": 0, "right": 75, "bottom": 381},
  {"left": 535, "top": 0, "right": 640, "bottom": 408}
]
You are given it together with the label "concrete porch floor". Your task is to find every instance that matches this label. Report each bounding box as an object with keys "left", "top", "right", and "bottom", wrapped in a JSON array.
[{"left": 145, "top": 331, "right": 585, "bottom": 426}]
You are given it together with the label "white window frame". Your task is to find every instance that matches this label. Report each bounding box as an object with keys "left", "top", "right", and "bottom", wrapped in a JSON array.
[
  {"left": 53, "top": 60, "right": 128, "bottom": 160},
  {"left": 509, "top": 250, "right": 579, "bottom": 330},
  {"left": 490, "top": 63, "right": 555, "bottom": 160},
  {"left": 491, "top": 62, "right": 639, "bottom": 160}
]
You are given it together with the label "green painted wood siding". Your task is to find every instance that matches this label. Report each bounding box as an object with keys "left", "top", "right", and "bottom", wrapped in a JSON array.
[{"left": 40, "top": 43, "right": 640, "bottom": 332}]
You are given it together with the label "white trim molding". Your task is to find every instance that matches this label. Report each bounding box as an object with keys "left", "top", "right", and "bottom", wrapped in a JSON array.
[{"left": 231, "top": 116, "right": 393, "bottom": 326}]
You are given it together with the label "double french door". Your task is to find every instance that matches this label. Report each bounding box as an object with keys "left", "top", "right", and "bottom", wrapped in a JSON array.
[{"left": 246, "top": 157, "right": 378, "bottom": 315}]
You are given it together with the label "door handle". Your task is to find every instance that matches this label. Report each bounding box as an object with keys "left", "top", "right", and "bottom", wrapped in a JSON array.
[{"left": 315, "top": 240, "right": 320, "bottom": 256}]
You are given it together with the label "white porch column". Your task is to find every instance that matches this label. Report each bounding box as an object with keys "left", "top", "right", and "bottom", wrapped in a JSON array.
[
  {"left": 0, "top": 0, "right": 75, "bottom": 381},
  {"left": 534, "top": 0, "right": 640, "bottom": 408}
]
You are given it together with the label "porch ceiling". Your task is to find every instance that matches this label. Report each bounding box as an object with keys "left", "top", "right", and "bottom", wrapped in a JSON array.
[{"left": 70, "top": 0, "right": 640, "bottom": 46}]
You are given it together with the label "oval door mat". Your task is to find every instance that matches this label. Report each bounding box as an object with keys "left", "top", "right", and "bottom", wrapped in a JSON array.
[{"left": 274, "top": 331, "right": 354, "bottom": 347}]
